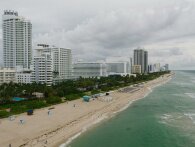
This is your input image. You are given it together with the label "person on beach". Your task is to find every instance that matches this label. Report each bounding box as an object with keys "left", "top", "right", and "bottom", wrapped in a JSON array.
[
  {"left": 73, "top": 104, "right": 76, "bottom": 107},
  {"left": 20, "top": 119, "right": 24, "bottom": 124},
  {"left": 43, "top": 140, "right": 48, "bottom": 147},
  {"left": 48, "top": 110, "right": 51, "bottom": 116}
]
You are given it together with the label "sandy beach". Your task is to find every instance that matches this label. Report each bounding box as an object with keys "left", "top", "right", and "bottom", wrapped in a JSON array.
[{"left": 0, "top": 74, "right": 172, "bottom": 147}]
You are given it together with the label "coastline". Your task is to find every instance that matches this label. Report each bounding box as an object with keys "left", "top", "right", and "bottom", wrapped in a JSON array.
[
  {"left": 58, "top": 74, "right": 173, "bottom": 147},
  {"left": 0, "top": 74, "right": 173, "bottom": 147}
]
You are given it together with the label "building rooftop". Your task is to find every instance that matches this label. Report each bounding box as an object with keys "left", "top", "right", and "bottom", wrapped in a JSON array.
[{"left": 4, "top": 10, "right": 18, "bottom": 16}]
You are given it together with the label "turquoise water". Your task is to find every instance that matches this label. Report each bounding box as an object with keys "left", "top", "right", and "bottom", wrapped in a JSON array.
[{"left": 68, "top": 71, "right": 195, "bottom": 147}]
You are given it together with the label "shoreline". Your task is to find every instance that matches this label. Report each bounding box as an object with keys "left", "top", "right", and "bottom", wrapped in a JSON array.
[
  {"left": 58, "top": 74, "right": 173, "bottom": 147},
  {"left": 0, "top": 74, "right": 173, "bottom": 147}
]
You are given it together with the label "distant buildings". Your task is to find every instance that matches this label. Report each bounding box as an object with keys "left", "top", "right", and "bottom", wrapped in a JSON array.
[
  {"left": 73, "top": 62, "right": 107, "bottom": 78},
  {"left": 3, "top": 10, "right": 32, "bottom": 69},
  {"left": 133, "top": 49, "right": 169, "bottom": 74},
  {"left": 164, "top": 64, "right": 169, "bottom": 71},
  {"left": 132, "top": 65, "right": 141, "bottom": 74},
  {"left": 160, "top": 64, "right": 169, "bottom": 71},
  {"left": 72, "top": 57, "right": 132, "bottom": 78},
  {"left": 148, "top": 64, "right": 154, "bottom": 73},
  {"left": 134, "top": 49, "right": 148, "bottom": 73},
  {"left": 0, "top": 67, "right": 16, "bottom": 85},
  {"left": 148, "top": 63, "right": 169, "bottom": 73},
  {"left": 106, "top": 57, "right": 131, "bottom": 76},
  {"left": 0, "top": 10, "right": 170, "bottom": 85},
  {"left": 154, "top": 63, "right": 161, "bottom": 72}
]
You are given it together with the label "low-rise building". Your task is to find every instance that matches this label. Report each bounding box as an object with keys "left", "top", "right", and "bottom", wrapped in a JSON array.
[
  {"left": 132, "top": 65, "right": 142, "bottom": 74},
  {"left": 32, "top": 92, "right": 44, "bottom": 98},
  {"left": 16, "top": 66, "right": 32, "bottom": 84},
  {"left": 73, "top": 62, "right": 107, "bottom": 78},
  {"left": 0, "top": 67, "right": 16, "bottom": 85},
  {"left": 106, "top": 57, "right": 131, "bottom": 76}
]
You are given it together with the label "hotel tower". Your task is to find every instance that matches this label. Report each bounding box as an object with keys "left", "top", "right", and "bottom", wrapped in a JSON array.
[
  {"left": 134, "top": 49, "right": 148, "bottom": 73},
  {"left": 2, "top": 10, "right": 32, "bottom": 69}
]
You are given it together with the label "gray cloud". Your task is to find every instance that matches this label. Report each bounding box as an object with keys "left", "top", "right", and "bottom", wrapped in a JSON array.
[
  {"left": 0, "top": 0, "right": 195, "bottom": 69},
  {"left": 150, "top": 47, "right": 183, "bottom": 57}
]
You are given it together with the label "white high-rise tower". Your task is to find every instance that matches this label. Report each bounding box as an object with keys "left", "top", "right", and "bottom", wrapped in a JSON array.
[
  {"left": 31, "top": 44, "right": 72, "bottom": 84},
  {"left": 2, "top": 10, "right": 32, "bottom": 69}
]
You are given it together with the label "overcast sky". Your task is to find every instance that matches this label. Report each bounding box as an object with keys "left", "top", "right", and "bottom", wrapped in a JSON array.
[{"left": 1, "top": 0, "right": 195, "bottom": 69}]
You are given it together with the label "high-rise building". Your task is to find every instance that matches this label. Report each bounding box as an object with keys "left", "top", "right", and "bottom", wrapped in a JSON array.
[
  {"left": 160, "top": 64, "right": 169, "bottom": 72},
  {"left": 148, "top": 64, "right": 154, "bottom": 73},
  {"left": 154, "top": 63, "right": 161, "bottom": 72},
  {"left": 33, "top": 44, "right": 72, "bottom": 83},
  {"left": 130, "top": 57, "right": 133, "bottom": 74},
  {"left": 144, "top": 51, "right": 148, "bottom": 73},
  {"left": 164, "top": 64, "right": 169, "bottom": 71},
  {"left": 134, "top": 49, "right": 148, "bottom": 73},
  {"left": 47, "top": 48, "right": 72, "bottom": 81},
  {"left": 2, "top": 10, "right": 32, "bottom": 69},
  {"left": 31, "top": 52, "right": 53, "bottom": 86},
  {"left": 41, "top": 46, "right": 72, "bottom": 81}
]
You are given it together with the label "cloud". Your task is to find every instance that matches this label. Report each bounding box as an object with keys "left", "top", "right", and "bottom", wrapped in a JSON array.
[
  {"left": 150, "top": 47, "right": 183, "bottom": 57},
  {"left": 34, "top": 1, "right": 191, "bottom": 61},
  {"left": 0, "top": 0, "right": 195, "bottom": 69}
]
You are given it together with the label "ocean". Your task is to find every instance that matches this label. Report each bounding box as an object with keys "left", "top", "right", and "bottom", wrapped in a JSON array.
[{"left": 65, "top": 71, "right": 195, "bottom": 147}]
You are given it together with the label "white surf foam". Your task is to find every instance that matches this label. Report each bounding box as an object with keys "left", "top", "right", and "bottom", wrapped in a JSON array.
[
  {"left": 185, "top": 93, "right": 195, "bottom": 99},
  {"left": 184, "top": 113, "right": 195, "bottom": 124},
  {"left": 161, "top": 114, "right": 172, "bottom": 120},
  {"left": 59, "top": 115, "right": 108, "bottom": 147}
]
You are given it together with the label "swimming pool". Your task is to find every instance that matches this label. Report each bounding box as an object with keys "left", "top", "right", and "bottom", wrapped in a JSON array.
[{"left": 12, "top": 97, "right": 26, "bottom": 102}]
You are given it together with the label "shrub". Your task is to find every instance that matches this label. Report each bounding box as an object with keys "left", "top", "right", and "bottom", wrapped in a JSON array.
[
  {"left": 91, "top": 90, "right": 101, "bottom": 95},
  {"left": 0, "top": 110, "right": 10, "bottom": 118},
  {"left": 65, "top": 94, "right": 82, "bottom": 101},
  {"left": 101, "top": 86, "right": 111, "bottom": 92},
  {"left": 26, "top": 100, "right": 47, "bottom": 109},
  {"left": 10, "top": 105, "right": 27, "bottom": 114},
  {"left": 46, "top": 96, "right": 62, "bottom": 104}
]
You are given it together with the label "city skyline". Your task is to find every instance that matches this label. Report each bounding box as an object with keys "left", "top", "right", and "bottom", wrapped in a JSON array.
[{"left": 0, "top": 0, "right": 195, "bottom": 69}]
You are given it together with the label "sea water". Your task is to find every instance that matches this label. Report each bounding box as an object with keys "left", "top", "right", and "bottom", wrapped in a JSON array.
[{"left": 66, "top": 71, "right": 195, "bottom": 147}]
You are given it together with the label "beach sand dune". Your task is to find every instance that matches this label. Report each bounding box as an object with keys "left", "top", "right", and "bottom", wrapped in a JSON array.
[{"left": 0, "top": 74, "right": 172, "bottom": 147}]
